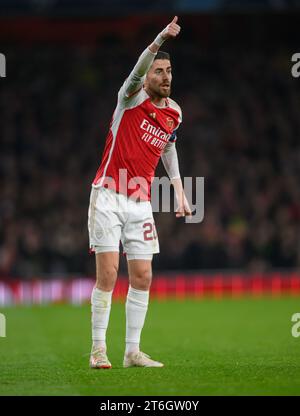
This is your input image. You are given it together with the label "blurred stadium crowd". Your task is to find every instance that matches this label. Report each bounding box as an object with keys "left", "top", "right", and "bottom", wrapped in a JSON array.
[{"left": 1, "top": 17, "right": 300, "bottom": 278}]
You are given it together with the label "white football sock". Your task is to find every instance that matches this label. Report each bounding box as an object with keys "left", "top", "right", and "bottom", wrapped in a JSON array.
[
  {"left": 91, "top": 287, "right": 113, "bottom": 352},
  {"left": 125, "top": 286, "right": 149, "bottom": 355}
]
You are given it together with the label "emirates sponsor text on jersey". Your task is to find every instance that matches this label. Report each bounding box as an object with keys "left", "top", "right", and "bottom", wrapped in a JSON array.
[{"left": 140, "top": 118, "right": 171, "bottom": 149}]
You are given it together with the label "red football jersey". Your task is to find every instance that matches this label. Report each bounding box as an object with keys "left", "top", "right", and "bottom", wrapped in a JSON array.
[{"left": 93, "top": 86, "right": 182, "bottom": 200}]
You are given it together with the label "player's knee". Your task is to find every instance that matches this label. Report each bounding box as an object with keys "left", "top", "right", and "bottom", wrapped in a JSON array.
[
  {"left": 96, "top": 264, "right": 118, "bottom": 291},
  {"left": 131, "top": 268, "right": 152, "bottom": 290}
]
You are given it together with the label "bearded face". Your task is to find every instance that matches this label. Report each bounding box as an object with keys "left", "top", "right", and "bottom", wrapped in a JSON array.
[{"left": 145, "top": 59, "right": 172, "bottom": 98}]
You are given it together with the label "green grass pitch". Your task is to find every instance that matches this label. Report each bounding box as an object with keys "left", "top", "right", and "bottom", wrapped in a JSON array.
[{"left": 1, "top": 298, "right": 300, "bottom": 396}]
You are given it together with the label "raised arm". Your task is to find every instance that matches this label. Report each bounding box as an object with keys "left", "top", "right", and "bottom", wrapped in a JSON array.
[{"left": 119, "top": 16, "right": 181, "bottom": 99}]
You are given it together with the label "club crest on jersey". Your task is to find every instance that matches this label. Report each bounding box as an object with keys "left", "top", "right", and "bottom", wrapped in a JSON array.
[
  {"left": 149, "top": 112, "right": 156, "bottom": 120},
  {"left": 166, "top": 117, "right": 174, "bottom": 129}
]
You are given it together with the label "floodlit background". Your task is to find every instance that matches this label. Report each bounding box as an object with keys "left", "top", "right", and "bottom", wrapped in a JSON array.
[
  {"left": 0, "top": 0, "right": 300, "bottom": 396},
  {"left": 1, "top": 5, "right": 300, "bottom": 297}
]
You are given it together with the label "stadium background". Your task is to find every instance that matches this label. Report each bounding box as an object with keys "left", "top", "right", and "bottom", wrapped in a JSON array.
[{"left": 1, "top": 0, "right": 300, "bottom": 397}]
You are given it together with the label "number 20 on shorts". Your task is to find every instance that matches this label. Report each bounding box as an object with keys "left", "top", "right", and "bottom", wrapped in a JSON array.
[{"left": 143, "top": 222, "right": 157, "bottom": 241}]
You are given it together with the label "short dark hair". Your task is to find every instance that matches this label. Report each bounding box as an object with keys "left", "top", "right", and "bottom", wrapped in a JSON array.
[{"left": 154, "top": 51, "right": 171, "bottom": 61}]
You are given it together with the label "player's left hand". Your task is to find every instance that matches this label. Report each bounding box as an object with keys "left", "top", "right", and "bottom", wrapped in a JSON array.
[{"left": 176, "top": 195, "right": 192, "bottom": 218}]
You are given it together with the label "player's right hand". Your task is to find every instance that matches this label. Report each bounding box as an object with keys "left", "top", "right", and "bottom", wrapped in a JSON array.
[{"left": 160, "top": 16, "right": 181, "bottom": 40}]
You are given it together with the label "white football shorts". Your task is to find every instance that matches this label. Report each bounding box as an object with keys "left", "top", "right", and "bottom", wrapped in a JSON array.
[{"left": 88, "top": 186, "right": 160, "bottom": 258}]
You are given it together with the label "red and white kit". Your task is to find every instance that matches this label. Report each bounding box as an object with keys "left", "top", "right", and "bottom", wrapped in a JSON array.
[{"left": 88, "top": 47, "right": 182, "bottom": 257}]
